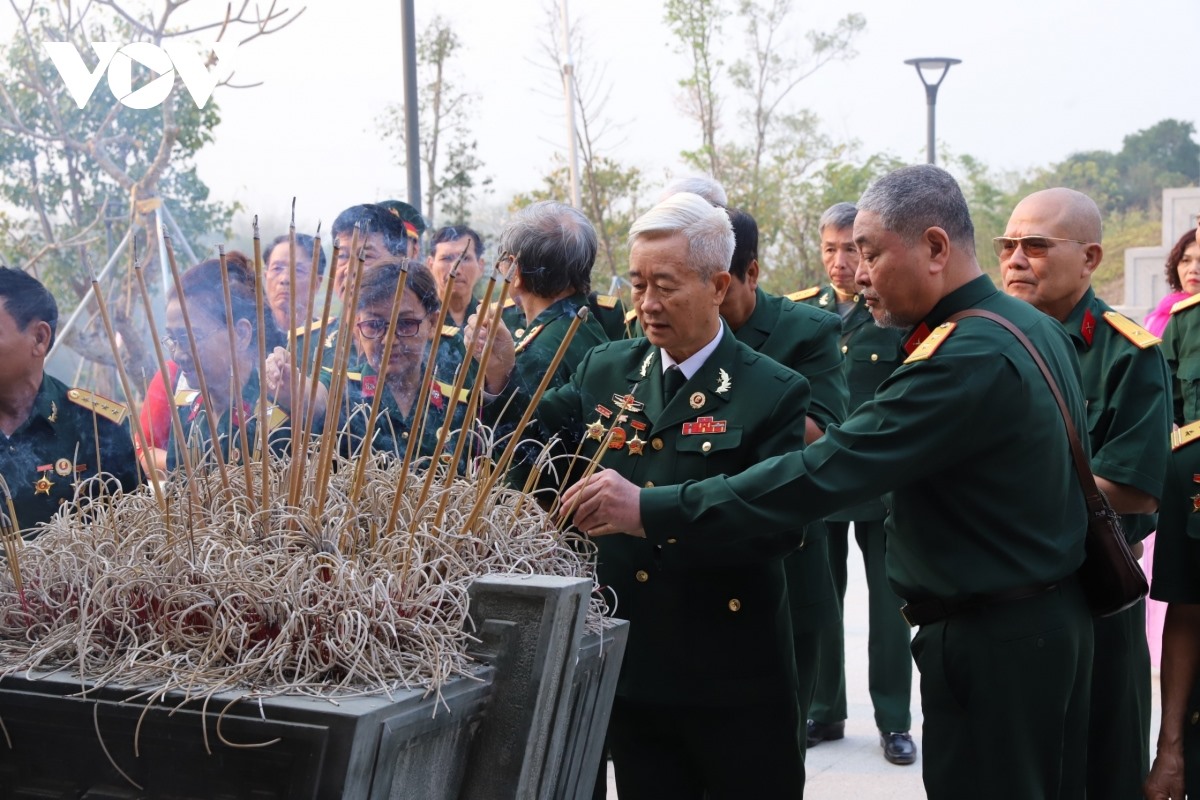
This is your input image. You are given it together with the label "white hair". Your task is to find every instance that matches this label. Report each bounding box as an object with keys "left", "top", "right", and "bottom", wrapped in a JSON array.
[
  {"left": 658, "top": 175, "right": 728, "bottom": 207},
  {"left": 629, "top": 192, "right": 735, "bottom": 280}
]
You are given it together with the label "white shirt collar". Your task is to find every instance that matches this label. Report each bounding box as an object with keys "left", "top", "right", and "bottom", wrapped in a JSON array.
[{"left": 660, "top": 324, "right": 723, "bottom": 379}]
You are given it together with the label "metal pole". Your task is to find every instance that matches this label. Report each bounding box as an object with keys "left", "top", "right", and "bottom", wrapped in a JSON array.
[
  {"left": 47, "top": 225, "right": 133, "bottom": 361},
  {"left": 925, "top": 84, "right": 938, "bottom": 165},
  {"left": 400, "top": 0, "right": 422, "bottom": 215},
  {"left": 560, "top": 0, "right": 581, "bottom": 209}
]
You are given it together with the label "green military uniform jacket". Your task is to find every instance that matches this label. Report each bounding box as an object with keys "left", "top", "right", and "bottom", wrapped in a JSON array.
[
  {"left": 796, "top": 284, "right": 905, "bottom": 522},
  {"left": 434, "top": 297, "right": 479, "bottom": 388},
  {"left": 167, "top": 369, "right": 288, "bottom": 471},
  {"left": 645, "top": 275, "right": 1089, "bottom": 603},
  {"left": 1064, "top": 288, "right": 1170, "bottom": 543},
  {"left": 1161, "top": 293, "right": 1200, "bottom": 425},
  {"left": 535, "top": 327, "right": 811, "bottom": 706},
  {"left": 588, "top": 291, "right": 631, "bottom": 341},
  {"left": 1150, "top": 424, "right": 1200, "bottom": 786},
  {"left": 735, "top": 287, "right": 847, "bottom": 431},
  {"left": 331, "top": 361, "right": 467, "bottom": 462},
  {"left": 508, "top": 292, "right": 609, "bottom": 404},
  {"left": 0, "top": 374, "right": 138, "bottom": 535}
]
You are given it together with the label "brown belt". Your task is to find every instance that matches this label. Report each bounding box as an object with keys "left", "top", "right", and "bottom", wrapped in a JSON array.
[{"left": 900, "top": 583, "right": 1059, "bottom": 628}]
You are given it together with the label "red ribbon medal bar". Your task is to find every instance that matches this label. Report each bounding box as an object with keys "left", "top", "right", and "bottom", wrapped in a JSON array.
[{"left": 682, "top": 416, "right": 728, "bottom": 435}]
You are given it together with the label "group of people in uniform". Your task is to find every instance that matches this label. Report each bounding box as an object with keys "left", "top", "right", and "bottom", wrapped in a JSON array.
[{"left": 3, "top": 164, "right": 1199, "bottom": 799}]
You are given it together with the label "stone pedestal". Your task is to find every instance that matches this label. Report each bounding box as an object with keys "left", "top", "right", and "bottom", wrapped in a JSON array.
[{"left": 0, "top": 575, "right": 629, "bottom": 800}]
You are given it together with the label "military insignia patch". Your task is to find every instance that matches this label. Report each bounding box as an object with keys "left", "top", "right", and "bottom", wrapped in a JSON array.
[
  {"left": 48, "top": 401, "right": 57, "bottom": 423},
  {"left": 904, "top": 322, "right": 956, "bottom": 364},
  {"left": 715, "top": 369, "right": 731, "bottom": 395},
  {"left": 689, "top": 391, "right": 706, "bottom": 409},
  {"left": 639, "top": 351, "right": 654, "bottom": 378},
  {"left": 613, "top": 393, "right": 645, "bottom": 413},
  {"left": 1081, "top": 309, "right": 1096, "bottom": 347}
]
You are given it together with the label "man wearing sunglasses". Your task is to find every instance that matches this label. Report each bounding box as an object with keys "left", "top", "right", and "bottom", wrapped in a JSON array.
[
  {"left": 1000, "top": 187, "right": 1170, "bottom": 800},
  {"left": 564, "top": 165, "right": 1096, "bottom": 799}
]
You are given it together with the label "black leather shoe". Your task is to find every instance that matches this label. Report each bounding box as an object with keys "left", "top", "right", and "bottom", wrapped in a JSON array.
[
  {"left": 806, "top": 719, "right": 845, "bottom": 748},
  {"left": 880, "top": 731, "right": 917, "bottom": 765}
]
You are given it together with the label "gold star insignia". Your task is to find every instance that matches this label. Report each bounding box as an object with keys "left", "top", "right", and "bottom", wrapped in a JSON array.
[
  {"left": 627, "top": 434, "right": 645, "bottom": 456},
  {"left": 586, "top": 418, "right": 606, "bottom": 441},
  {"left": 34, "top": 476, "right": 53, "bottom": 495}
]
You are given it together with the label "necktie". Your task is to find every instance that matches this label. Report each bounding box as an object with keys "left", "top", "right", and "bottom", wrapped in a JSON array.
[{"left": 663, "top": 365, "right": 686, "bottom": 401}]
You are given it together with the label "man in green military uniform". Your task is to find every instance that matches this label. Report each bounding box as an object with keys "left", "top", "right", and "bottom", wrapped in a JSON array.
[
  {"left": 0, "top": 268, "right": 139, "bottom": 534},
  {"left": 1144, "top": 420, "right": 1200, "bottom": 799},
  {"left": 791, "top": 202, "right": 916, "bottom": 763},
  {"left": 566, "top": 165, "right": 1094, "bottom": 800},
  {"left": 426, "top": 224, "right": 484, "bottom": 387},
  {"left": 1001, "top": 187, "right": 1169, "bottom": 800},
  {"left": 477, "top": 192, "right": 811, "bottom": 799},
  {"left": 720, "top": 206, "right": 847, "bottom": 760}
]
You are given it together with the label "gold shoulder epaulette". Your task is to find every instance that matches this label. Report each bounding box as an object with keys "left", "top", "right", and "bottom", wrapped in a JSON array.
[
  {"left": 1102, "top": 311, "right": 1161, "bottom": 349},
  {"left": 1171, "top": 293, "right": 1200, "bottom": 315},
  {"left": 436, "top": 379, "right": 470, "bottom": 404},
  {"left": 442, "top": 324, "right": 461, "bottom": 337},
  {"left": 292, "top": 319, "right": 322, "bottom": 338},
  {"left": 67, "top": 388, "right": 128, "bottom": 425},
  {"left": 503, "top": 297, "right": 516, "bottom": 309},
  {"left": 174, "top": 388, "right": 200, "bottom": 407},
  {"left": 787, "top": 286, "right": 821, "bottom": 302},
  {"left": 595, "top": 294, "right": 619, "bottom": 309},
  {"left": 266, "top": 405, "right": 289, "bottom": 432},
  {"left": 903, "top": 321, "right": 957, "bottom": 364},
  {"left": 1172, "top": 420, "right": 1200, "bottom": 451},
  {"left": 624, "top": 308, "right": 638, "bottom": 324},
  {"left": 514, "top": 323, "right": 545, "bottom": 354},
  {"left": 345, "top": 371, "right": 363, "bottom": 382}
]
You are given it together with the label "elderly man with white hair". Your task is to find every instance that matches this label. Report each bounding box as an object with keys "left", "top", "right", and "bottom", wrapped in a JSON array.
[{"left": 472, "top": 192, "right": 812, "bottom": 798}]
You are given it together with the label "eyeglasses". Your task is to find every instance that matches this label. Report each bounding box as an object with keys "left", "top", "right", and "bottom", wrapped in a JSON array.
[
  {"left": 992, "top": 235, "right": 1092, "bottom": 259},
  {"left": 355, "top": 317, "right": 427, "bottom": 340},
  {"left": 161, "top": 329, "right": 219, "bottom": 354}
]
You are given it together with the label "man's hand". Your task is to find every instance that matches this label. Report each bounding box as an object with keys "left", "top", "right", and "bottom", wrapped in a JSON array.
[
  {"left": 264, "top": 346, "right": 295, "bottom": 408},
  {"left": 465, "top": 309, "right": 516, "bottom": 394},
  {"left": 1144, "top": 747, "right": 1185, "bottom": 799},
  {"left": 560, "top": 468, "right": 646, "bottom": 538}
]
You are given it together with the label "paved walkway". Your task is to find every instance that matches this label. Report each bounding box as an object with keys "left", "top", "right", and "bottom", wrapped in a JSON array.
[{"left": 606, "top": 533, "right": 1162, "bottom": 798}]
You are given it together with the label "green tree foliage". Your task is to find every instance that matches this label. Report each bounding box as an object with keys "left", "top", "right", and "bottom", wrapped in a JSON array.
[
  {"left": 377, "top": 15, "right": 491, "bottom": 229},
  {"left": 664, "top": 0, "right": 865, "bottom": 293}
]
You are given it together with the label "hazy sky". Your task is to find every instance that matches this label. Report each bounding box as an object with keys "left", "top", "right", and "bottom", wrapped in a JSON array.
[{"left": 6, "top": 0, "right": 1200, "bottom": 240}]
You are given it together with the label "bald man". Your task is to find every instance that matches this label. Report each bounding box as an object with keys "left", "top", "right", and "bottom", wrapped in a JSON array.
[{"left": 1000, "top": 187, "right": 1170, "bottom": 800}]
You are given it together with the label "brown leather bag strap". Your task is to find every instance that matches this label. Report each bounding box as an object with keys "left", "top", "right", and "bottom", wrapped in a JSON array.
[{"left": 944, "top": 309, "right": 1104, "bottom": 510}]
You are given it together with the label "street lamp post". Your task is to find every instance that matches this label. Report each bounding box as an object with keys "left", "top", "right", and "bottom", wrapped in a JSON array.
[{"left": 903, "top": 57, "right": 961, "bottom": 165}]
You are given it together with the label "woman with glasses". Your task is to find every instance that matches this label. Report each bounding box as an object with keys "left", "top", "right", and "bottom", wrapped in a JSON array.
[
  {"left": 161, "top": 254, "right": 287, "bottom": 471},
  {"left": 1144, "top": 228, "right": 1199, "bottom": 337},
  {"left": 322, "top": 259, "right": 467, "bottom": 462}
]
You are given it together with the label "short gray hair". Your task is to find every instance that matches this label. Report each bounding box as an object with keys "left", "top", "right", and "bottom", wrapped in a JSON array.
[
  {"left": 629, "top": 192, "right": 734, "bottom": 280},
  {"left": 858, "top": 165, "right": 975, "bottom": 254},
  {"left": 500, "top": 201, "right": 597, "bottom": 298},
  {"left": 659, "top": 175, "right": 728, "bottom": 207},
  {"left": 818, "top": 202, "right": 857, "bottom": 235}
]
